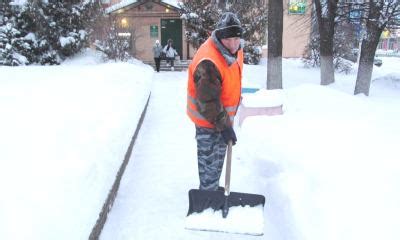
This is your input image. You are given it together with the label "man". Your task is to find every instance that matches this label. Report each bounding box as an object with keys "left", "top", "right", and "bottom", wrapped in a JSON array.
[
  {"left": 187, "top": 12, "right": 243, "bottom": 191},
  {"left": 152, "top": 40, "right": 162, "bottom": 72}
]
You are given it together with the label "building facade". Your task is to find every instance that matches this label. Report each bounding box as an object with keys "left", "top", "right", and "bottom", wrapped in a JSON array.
[
  {"left": 282, "top": 0, "right": 312, "bottom": 58},
  {"left": 105, "top": 0, "right": 313, "bottom": 61},
  {"left": 105, "top": 0, "right": 191, "bottom": 61},
  {"left": 377, "top": 29, "right": 400, "bottom": 54}
]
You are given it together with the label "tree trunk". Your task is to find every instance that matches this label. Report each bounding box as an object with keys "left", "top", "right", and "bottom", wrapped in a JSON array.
[
  {"left": 354, "top": 3, "right": 384, "bottom": 96},
  {"left": 314, "top": 0, "right": 337, "bottom": 85},
  {"left": 319, "top": 18, "right": 335, "bottom": 85},
  {"left": 267, "top": 0, "right": 283, "bottom": 89},
  {"left": 354, "top": 37, "right": 380, "bottom": 96}
]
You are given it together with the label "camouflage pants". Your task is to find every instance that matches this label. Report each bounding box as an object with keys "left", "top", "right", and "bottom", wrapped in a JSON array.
[{"left": 195, "top": 126, "right": 227, "bottom": 191}]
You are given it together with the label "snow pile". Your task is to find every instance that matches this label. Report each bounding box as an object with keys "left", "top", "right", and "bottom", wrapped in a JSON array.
[
  {"left": 0, "top": 50, "right": 153, "bottom": 240},
  {"left": 241, "top": 89, "right": 284, "bottom": 108},
  {"left": 239, "top": 83, "right": 400, "bottom": 240},
  {"left": 185, "top": 205, "right": 264, "bottom": 236},
  {"left": 373, "top": 72, "right": 400, "bottom": 85}
]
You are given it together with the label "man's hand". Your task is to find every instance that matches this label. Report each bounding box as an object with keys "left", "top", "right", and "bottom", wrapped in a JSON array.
[{"left": 221, "top": 126, "right": 237, "bottom": 145}]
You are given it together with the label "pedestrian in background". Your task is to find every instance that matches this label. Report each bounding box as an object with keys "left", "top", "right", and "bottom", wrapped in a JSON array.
[
  {"left": 163, "top": 39, "right": 178, "bottom": 71},
  {"left": 152, "top": 39, "right": 163, "bottom": 72}
]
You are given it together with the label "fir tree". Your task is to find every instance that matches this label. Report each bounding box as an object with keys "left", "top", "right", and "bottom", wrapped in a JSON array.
[
  {"left": 0, "top": 1, "right": 37, "bottom": 65},
  {"left": 0, "top": 0, "right": 104, "bottom": 66},
  {"left": 180, "top": 0, "right": 267, "bottom": 64},
  {"left": 231, "top": 0, "right": 267, "bottom": 64},
  {"left": 179, "top": 1, "right": 220, "bottom": 49},
  {"left": 38, "top": 0, "right": 88, "bottom": 59}
]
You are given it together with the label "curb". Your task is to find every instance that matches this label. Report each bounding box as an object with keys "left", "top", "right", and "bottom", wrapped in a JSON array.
[{"left": 89, "top": 93, "right": 151, "bottom": 240}]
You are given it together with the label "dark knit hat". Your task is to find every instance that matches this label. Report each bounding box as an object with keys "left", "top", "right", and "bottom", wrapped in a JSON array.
[{"left": 215, "top": 12, "right": 243, "bottom": 39}]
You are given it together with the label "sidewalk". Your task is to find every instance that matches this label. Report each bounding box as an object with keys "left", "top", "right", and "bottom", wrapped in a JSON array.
[{"left": 100, "top": 72, "right": 266, "bottom": 240}]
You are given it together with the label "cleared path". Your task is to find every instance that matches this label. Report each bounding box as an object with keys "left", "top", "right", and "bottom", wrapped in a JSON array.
[{"left": 100, "top": 72, "right": 277, "bottom": 240}]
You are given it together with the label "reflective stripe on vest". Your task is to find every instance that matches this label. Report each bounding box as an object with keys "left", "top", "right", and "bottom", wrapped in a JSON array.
[
  {"left": 187, "top": 37, "right": 243, "bottom": 128},
  {"left": 187, "top": 96, "right": 236, "bottom": 124}
]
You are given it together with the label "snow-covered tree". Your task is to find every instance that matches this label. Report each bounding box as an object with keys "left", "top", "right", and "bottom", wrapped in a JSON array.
[
  {"left": 0, "top": 0, "right": 104, "bottom": 66},
  {"left": 180, "top": 0, "right": 267, "bottom": 64},
  {"left": 81, "top": 0, "right": 104, "bottom": 44},
  {"left": 228, "top": 0, "right": 267, "bottom": 64},
  {"left": 353, "top": 0, "right": 400, "bottom": 95},
  {"left": 0, "top": 1, "right": 38, "bottom": 65},
  {"left": 94, "top": 18, "right": 133, "bottom": 62},
  {"left": 0, "top": 23, "right": 29, "bottom": 66},
  {"left": 303, "top": 20, "right": 354, "bottom": 74},
  {"left": 36, "top": 0, "right": 88, "bottom": 60},
  {"left": 179, "top": 1, "right": 220, "bottom": 49}
]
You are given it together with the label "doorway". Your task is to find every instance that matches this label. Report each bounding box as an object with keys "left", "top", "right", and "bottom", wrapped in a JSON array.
[{"left": 161, "top": 19, "right": 182, "bottom": 60}]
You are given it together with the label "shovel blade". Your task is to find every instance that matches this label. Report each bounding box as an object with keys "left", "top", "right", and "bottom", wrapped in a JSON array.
[
  {"left": 187, "top": 189, "right": 265, "bottom": 216},
  {"left": 185, "top": 189, "right": 265, "bottom": 235}
]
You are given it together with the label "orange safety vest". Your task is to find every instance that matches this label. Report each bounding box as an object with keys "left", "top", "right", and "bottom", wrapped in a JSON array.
[{"left": 187, "top": 37, "right": 243, "bottom": 128}]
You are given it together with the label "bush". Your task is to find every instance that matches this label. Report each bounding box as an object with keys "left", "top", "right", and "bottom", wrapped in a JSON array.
[
  {"left": 334, "top": 57, "right": 354, "bottom": 74},
  {"left": 93, "top": 19, "right": 134, "bottom": 62},
  {"left": 302, "top": 22, "right": 355, "bottom": 74},
  {"left": 243, "top": 43, "right": 262, "bottom": 65}
]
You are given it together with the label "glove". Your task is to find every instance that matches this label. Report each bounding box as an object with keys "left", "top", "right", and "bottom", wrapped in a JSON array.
[{"left": 221, "top": 126, "right": 237, "bottom": 145}]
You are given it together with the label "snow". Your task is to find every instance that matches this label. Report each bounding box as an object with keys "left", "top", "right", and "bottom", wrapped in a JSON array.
[
  {"left": 24, "top": 32, "right": 36, "bottom": 42},
  {"left": 105, "top": 0, "right": 137, "bottom": 13},
  {"left": 185, "top": 205, "right": 264, "bottom": 236},
  {"left": 241, "top": 89, "right": 284, "bottom": 107},
  {"left": 163, "top": 0, "right": 181, "bottom": 8},
  {"left": 60, "top": 36, "right": 76, "bottom": 47},
  {"left": 0, "top": 50, "right": 400, "bottom": 240},
  {"left": 0, "top": 49, "right": 153, "bottom": 239},
  {"left": 9, "top": 0, "right": 27, "bottom": 6},
  {"left": 106, "top": 0, "right": 180, "bottom": 13},
  {"left": 181, "top": 12, "right": 199, "bottom": 20},
  {"left": 11, "top": 52, "right": 28, "bottom": 65}
]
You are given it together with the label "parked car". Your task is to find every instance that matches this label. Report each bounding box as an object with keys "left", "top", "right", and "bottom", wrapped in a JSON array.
[
  {"left": 345, "top": 49, "right": 383, "bottom": 67},
  {"left": 373, "top": 58, "right": 383, "bottom": 67}
]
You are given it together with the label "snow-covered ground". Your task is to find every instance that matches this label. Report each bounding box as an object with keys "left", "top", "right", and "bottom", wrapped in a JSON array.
[
  {"left": 0, "top": 50, "right": 399, "bottom": 240},
  {"left": 0, "top": 50, "right": 153, "bottom": 239}
]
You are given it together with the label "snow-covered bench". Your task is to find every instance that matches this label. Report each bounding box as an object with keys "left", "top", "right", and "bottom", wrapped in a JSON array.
[{"left": 238, "top": 88, "right": 284, "bottom": 125}]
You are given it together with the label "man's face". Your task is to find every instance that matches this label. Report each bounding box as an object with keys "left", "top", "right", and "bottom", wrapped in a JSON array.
[{"left": 221, "top": 37, "right": 241, "bottom": 54}]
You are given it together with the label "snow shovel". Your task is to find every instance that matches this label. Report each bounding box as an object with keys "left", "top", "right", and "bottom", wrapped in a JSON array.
[{"left": 185, "top": 141, "right": 265, "bottom": 235}]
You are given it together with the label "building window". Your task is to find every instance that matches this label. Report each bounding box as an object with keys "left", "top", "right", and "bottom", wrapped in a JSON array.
[
  {"left": 288, "top": 0, "right": 306, "bottom": 15},
  {"left": 150, "top": 25, "right": 158, "bottom": 38}
]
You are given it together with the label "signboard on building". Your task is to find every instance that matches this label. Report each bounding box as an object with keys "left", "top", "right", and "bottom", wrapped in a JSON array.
[
  {"left": 349, "top": 9, "right": 362, "bottom": 21},
  {"left": 288, "top": 0, "right": 306, "bottom": 15},
  {"left": 150, "top": 25, "right": 158, "bottom": 38}
]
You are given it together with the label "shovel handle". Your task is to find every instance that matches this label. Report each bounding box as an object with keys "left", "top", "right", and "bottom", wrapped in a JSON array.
[{"left": 224, "top": 140, "right": 232, "bottom": 196}]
